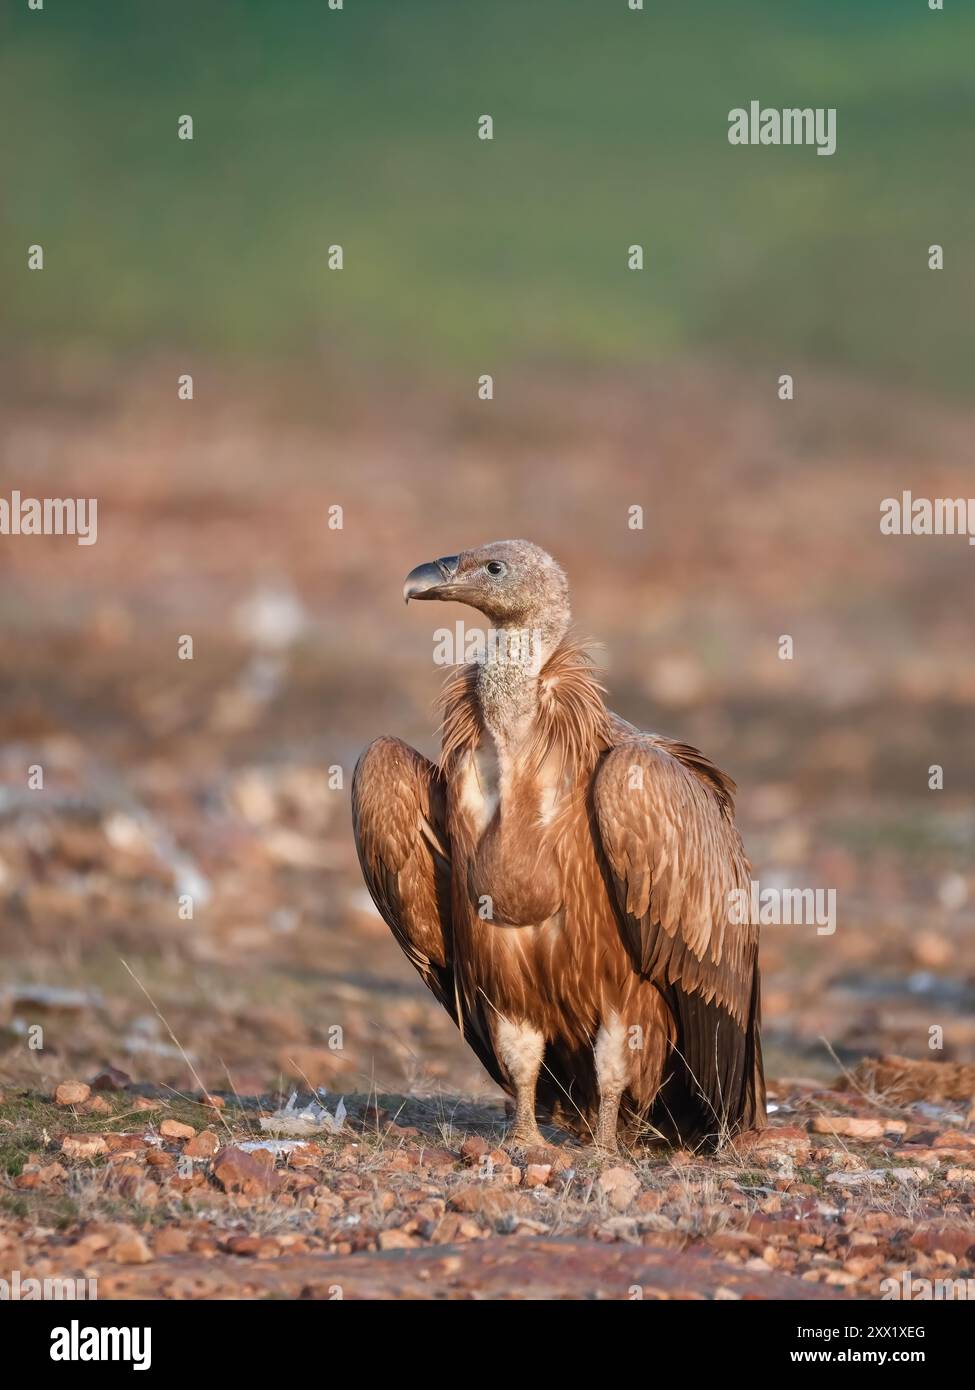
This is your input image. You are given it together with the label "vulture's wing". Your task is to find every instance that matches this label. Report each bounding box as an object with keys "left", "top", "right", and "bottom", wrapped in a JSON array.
[
  {"left": 593, "top": 737, "right": 765, "bottom": 1146},
  {"left": 351, "top": 736, "right": 503, "bottom": 1086}
]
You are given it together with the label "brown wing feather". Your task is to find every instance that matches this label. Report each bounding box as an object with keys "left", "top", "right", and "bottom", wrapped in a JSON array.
[
  {"left": 351, "top": 736, "right": 504, "bottom": 1086},
  {"left": 593, "top": 736, "right": 765, "bottom": 1146}
]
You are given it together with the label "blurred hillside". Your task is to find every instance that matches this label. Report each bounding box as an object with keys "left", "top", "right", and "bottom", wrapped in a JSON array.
[{"left": 2, "top": 0, "right": 973, "bottom": 391}]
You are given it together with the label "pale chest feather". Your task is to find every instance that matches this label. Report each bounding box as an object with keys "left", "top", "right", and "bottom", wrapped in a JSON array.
[{"left": 450, "top": 743, "right": 567, "bottom": 926}]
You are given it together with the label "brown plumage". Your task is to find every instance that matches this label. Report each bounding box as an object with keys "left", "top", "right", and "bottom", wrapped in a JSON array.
[{"left": 352, "top": 541, "right": 765, "bottom": 1151}]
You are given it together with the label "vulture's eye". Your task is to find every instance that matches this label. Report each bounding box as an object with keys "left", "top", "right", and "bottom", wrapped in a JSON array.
[{"left": 485, "top": 561, "right": 506, "bottom": 577}]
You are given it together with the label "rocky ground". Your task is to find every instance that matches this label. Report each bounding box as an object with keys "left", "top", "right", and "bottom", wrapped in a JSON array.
[{"left": 1, "top": 1058, "right": 974, "bottom": 1300}]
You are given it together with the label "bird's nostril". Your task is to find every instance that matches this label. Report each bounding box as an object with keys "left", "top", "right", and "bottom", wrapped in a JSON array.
[{"left": 436, "top": 555, "right": 460, "bottom": 579}]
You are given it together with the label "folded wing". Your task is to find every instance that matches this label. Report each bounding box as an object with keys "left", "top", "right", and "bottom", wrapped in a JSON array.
[
  {"left": 593, "top": 737, "right": 765, "bottom": 1146},
  {"left": 351, "top": 736, "right": 503, "bottom": 1086}
]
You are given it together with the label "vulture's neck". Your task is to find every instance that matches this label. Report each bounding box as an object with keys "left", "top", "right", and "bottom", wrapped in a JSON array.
[
  {"left": 474, "top": 618, "right": 563, "bottom": 752},
  {"left": 438, "top": 625, "right": 611, "bottom": 778}
]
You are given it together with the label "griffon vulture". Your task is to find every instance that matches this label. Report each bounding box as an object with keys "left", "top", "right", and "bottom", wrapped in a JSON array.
[{"left": 352, "top": 541, "right": 765, "bottom": 1151}]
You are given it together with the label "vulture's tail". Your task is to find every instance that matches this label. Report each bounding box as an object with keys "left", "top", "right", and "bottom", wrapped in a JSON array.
[{"left": 651, "top": 963, "right": 766, "bottom": 1152}]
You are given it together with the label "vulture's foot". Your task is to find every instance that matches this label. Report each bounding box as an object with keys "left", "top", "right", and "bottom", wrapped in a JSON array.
[
  {"left": 504, "top": 1121, "right": 548, "bottom": 1151},
  {"left": 593, "top": 1136, "right": 620, "bottom": 1158}
]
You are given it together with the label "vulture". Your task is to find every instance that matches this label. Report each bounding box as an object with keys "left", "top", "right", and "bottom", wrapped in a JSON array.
[{"left": 352, "top": 541, "right": 765, "bottom": 1152}]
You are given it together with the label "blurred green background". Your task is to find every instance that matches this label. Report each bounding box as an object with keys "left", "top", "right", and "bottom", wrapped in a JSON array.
[{"left": 3, "top": 0, "right": 973, "bottom": 390}]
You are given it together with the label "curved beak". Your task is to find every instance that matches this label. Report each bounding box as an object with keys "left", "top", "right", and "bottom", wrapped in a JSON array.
[{"left": 403, "top": 555, "right": 460, "bottom": 603}]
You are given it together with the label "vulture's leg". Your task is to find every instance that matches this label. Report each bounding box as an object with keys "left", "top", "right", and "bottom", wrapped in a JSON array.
[
  {"left": 593, "top": 1015, "right": 630, "bottom": 1154},
  {"left": 594, "top": 999, "right": 674, "bottom": 1152},
  {"left": 493, "top": 1016, "right": 546, "bottom": 1147},
  {"left": 594, "top": 1090, "right": 622, "bottom": 1154}
]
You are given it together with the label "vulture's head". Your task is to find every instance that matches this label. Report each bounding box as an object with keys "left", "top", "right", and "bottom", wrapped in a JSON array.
[{"left": 403, "top": 540, "right": 570, "bottom": 634}]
